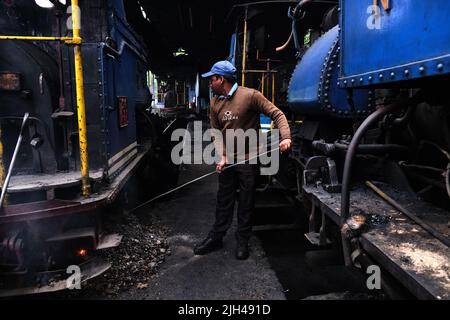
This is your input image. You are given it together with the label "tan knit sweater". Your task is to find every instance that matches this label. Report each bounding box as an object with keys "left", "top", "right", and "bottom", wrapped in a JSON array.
[{"left": 210, "top": 86, "right": 291, "bottom": 160}]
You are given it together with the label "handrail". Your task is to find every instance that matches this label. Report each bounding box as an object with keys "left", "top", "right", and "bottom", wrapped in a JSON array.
[{"left": 0, "top": 0, "right": 90, "bottom": 197}]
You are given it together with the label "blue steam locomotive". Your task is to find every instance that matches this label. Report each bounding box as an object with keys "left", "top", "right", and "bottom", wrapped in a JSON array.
[{"left": 286, "top": 0, "right": 450, "bottom": 299}]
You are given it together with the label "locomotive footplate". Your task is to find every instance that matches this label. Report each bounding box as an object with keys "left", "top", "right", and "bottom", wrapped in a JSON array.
[
  {"left": 0, "top": 149, "right": 150, "bottom": 224},
  {"left": 303, "top": 182, "right": 450, "bottom": 300},
  {"left": 0, "top": 257, "right": 111, "bottom": 297}
]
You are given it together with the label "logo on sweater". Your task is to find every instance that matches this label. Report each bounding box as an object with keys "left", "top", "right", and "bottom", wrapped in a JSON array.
[
  {"left": 222, "top": 111, "right": 238, "bottom": 121},
  {"left": 170, "top": 121, "right": 281, "bottom": 175}
]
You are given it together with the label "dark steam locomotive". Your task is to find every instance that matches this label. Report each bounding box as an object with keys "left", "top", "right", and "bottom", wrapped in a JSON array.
[{"left": 0, "top": 0, "right": 170, "bottom": 296}]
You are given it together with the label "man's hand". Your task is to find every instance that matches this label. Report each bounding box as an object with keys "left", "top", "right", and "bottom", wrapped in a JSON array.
[
  {"left": 216, "top": 155, "right": 227, "bottom": 173},
  {"left": 279, "top": 139, "right": 292, "bottom": 153}
]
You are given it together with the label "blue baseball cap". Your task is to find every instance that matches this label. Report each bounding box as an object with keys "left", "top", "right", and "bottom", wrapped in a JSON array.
[{"left": 202, "top": 60, "right": 237, "bottom": 78}]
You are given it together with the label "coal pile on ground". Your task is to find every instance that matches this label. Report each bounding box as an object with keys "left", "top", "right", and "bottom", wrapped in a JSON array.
[{"left": 63, "top": 211, "right": 170, "bottom": 299}]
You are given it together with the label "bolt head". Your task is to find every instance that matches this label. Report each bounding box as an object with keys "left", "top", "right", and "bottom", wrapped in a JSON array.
[{"left": 437, "top": 63, "right": 444, "bottom": 71}]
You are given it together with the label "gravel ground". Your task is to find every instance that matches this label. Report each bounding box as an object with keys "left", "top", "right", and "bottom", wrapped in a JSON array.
[{"left": 62, "top": 211, "right": 171, "bottom": 299}]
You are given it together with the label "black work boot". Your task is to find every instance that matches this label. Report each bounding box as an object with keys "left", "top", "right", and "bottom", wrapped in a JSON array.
[
  {"left": 193, "top": 236, "right": 223, "bottom": 255},
  {"left": 235, "top": 241, "right": 249, "bottom": 260}
]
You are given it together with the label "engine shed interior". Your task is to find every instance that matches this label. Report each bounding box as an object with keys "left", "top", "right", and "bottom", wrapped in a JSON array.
[{"left": 0, "top": 0, "right": 448, "bottom": 306}]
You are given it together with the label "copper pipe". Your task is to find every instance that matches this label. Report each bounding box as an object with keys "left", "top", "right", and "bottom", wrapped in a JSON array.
[{"left": 276, "top": 31, "right": 293, "bottom": 52}]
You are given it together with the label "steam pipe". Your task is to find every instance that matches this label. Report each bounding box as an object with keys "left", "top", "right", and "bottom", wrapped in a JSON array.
[
  {"left": 289, "top": 0, "right": 327, "bottom": 49},
  {"left": 335, "top": 143, "right": 409, "bottom": 154},
  {"left": 313, "top": 141, "right": 410, "bottom": 155},
  {"left": 340, "top": 106, "right": 394, "bottom": 266},
  {"left": 0, "top": 113, "right": 29, "bottom": 211},
  {"left": 72, "top": 0, "right": 90, "bottom": 197},
  {"left": 340, "top": 93, "right": 424, "bottom": 266},
  {"left": 276, "top": 31, "right": 293, "bottom": 52}
]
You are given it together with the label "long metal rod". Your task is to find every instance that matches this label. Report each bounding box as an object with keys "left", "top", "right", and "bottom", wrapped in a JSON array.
[
  {"left": 366, "top": 181, "right": 450, "bottom": 247},
  {"left": 272, "top": 73, "right": 275, "bottom": 104},
  {"left": 0, "top": 36, "right": 75, "bottom": 43},
  {"left": 0, "top": 113, "right": 29, "bottom": 211},
  {"left": 129, "top": 146, "right": 280, "bottom": 213},
  {"left": 0, "top": 124, "right": 6, "bottom": 207},
  {"left": 241, "top": 7, "right": 248, "bottom": 86},
  {"left": 72, "top": 0, "right": 90, "bottom": 197},
  {"left": 244, "top": 70, "right": 278, "bottom": 73},
  {"left": 163, "top": 119, "right": 177, "bottom": 134}
]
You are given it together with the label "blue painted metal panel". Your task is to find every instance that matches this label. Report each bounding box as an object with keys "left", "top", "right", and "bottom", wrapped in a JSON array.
[
  {"left": 98, "top": 1, "right": 149, "bottom": 165},
  {"left": 288, "top": 26, "right": 338, "bottom": 116},
  {"left": 228, "top": 33, "right": 237, "bottom": 66},
  {"left": 260, "top": 114, "right": 271, "bottom": 133},
  {"left": 288, "top": 26, "right": 371, "bottom": 117},
  {"left": 339, "top": 0, "right": 450, "bottom": 88},
  {"left": 103, "top": 46, "right": 138, "bottom": 162}
]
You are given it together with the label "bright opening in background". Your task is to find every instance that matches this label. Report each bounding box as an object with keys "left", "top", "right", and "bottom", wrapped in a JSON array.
[
  {"left": 35, "top": 0, "right": 54, "bottom": 8},
  {"left": 35, "top": 0, "right": 67, "bottom": 8}
]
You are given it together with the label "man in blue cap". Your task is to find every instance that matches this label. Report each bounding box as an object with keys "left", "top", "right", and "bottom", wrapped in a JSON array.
[{"left": 194, "top": 60, "right": 291, "bottom": 260}]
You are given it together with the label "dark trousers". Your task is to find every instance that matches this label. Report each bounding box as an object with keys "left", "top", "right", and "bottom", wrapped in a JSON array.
[{"left": 210, "top": 164, "right": 259, "bottom": 243}]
